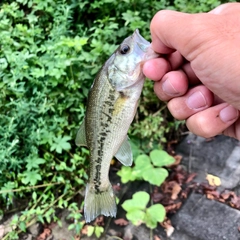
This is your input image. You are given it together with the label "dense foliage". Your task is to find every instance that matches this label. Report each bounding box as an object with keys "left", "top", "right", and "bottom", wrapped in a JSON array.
[{"left": 0, "top": 0, "right": 233, "bottom": 237}]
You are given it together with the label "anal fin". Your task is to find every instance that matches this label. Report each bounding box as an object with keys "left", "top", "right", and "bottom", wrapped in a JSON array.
[{"left": 114, "top": 136, "right": 133, "bottom": 166}]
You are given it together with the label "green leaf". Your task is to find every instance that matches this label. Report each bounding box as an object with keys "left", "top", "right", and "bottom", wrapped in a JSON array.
[
  {"left": 126, "top": 209, "right": 145, "bottom": 226},
  {"left": 142, "top": 167, "right": 169, "bottom": 186},
  {"left": 117, "top": 166, "right": 136, "bottom": 183},
  {"left": 122, "top": 191, "right": 149, "bottom": 212},
  {"left": 26, "top": 158, "right": 46, "bottom": 170},
  {"left": 95, "top": 226, "right": 104, "bottom": 238},
  {"left": 150, "top": 150, "right": 175, "bottom": 167},
  {"left": 21, "top": 171, "right": 42, "bottom": 185},
  {"left": 134, "top": 154, "right": 152, "bottom": 176},
  {"left": 145, "top": 204, "right": 166, "bottom": 229},
  {"left": 19, "top": 221, "right": 26, "bottom": 232},
  {"left": 50, "top": 136, "right": 71, "bottom": 153},
  {"left": 57, "top": 220, "right": 62, "bottom": 228},
  {"left": 75, "top": 222, "right": 83, "bottom": 234},
  {"left": 68, "top": 223, "right": 75, "bottom": 231},
  {"left": 32, "top": 191, "right": 37, "bottom": 202},
  {"left": 87, "top": 226, "right": 94, "bottom": 237}
]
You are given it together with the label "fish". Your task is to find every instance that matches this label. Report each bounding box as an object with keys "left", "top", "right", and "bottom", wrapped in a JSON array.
[{"left": 75, "top": 29, "right": 158, "bottom": 223}]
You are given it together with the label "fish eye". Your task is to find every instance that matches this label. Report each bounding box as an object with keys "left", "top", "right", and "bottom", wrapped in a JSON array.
[{"left": 120, "top": 45, "right": 130, "bottom": 55}]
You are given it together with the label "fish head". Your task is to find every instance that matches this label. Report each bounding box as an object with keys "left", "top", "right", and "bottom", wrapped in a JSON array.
[{"left": 107, "top": 29, "right": 158, "bottom": 91}]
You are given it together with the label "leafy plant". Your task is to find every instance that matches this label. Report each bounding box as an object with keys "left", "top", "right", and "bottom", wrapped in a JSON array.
[
  {"left": 86, "top": 225, "right": 104, "bottom": 238},
  {"left": 68, "top": 203, "right": 85, "bottom": 235},
  {"left": 118, "top": 149, "right": 174, "bottom": 232},
  {"left": 118, "top": 149, "right": 175, "bottom": 185},
  {"left": 122, "top": 191, "right": 165, "bottom": 229}
]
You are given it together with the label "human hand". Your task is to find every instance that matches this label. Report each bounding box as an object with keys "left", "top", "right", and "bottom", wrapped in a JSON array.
[{"left": 143, "top": 3, "right": 240, "bottom": 140}]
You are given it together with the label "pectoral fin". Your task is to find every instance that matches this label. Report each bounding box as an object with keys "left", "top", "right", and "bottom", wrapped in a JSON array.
[
  {"left": 75, "top": 119, "right": 87, "bottom": 147},
  {"left": 115, "top": 136, "right": 133, "bottom": 166}
]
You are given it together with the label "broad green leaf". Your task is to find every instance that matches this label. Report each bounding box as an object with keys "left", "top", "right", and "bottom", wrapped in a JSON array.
[
  {"left": 57, "top": 220, "right": 62, "bottom": 228},
  {"left": 134, "top": 154, "right": 152, "bottom": 174},
  {"left": 150, "top": 150, "right": 175, "bottom": 167},
  {"left": 32, "top": 191, "right": 37, "bottom": 202},
  {"left": 87, "top": 226, "right": 94, "bottom": 237},
  {"left": 126, "top": 209, "right": 145, "bottom": 226},
  {"left": 21, "top": 171, "right": 42, "bottom": 185},
  {"left": 26, "top": 158, "right": 46, "bottom": 170},
  {"left": 146, "top": 204, "right": 166, "bottom": 222},
  {"left": 95, "top": 226, "right": 104, "bottom": 238},
  {"left": 122, "top": 191, "right": 149, "bottom": 212},
  {"left": 142, "top": 167, "right": 169, "bottom": 186},
  {"left": 75, "top": 222, "right": 84, "bottom": 234},
  {"left": 19, "top": 221, "right": 26, "bottom": 232},
  {"left": 117, "top": 166, "right": 136, "bottom": 183},
  {"left": 68, "top": 223, "right": 75, "bottom": 231},
  {"left": 50, "top": 136, "right": 71, "bottom": 153}
]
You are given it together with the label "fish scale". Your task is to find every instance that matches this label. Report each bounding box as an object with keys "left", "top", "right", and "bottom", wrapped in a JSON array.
[{"left": 75, "top": 29, "right": 158, "bottom": 222}]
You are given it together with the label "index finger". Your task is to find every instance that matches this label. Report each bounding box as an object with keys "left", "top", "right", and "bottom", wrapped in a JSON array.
[{"left": 150, "top": 10, "right": 219, "bottom": 59}]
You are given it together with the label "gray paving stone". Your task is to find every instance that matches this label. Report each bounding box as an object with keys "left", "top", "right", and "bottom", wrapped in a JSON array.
[
  {"left": 170, "top": 193, "right": 240, "bottom": 240},
  {"left": 175, "top": 134, "right": 239, "bottom": 184},
  {"left": 220, "top": 145, "right": 240, "bottom": 189},
  {"left": 171, "top": 134, "right": 240, "bottom": 240}
]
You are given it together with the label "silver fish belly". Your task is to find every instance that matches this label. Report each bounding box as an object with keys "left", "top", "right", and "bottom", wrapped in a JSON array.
[{"left": 75, "top": 29, "right": 158, "bottom": 223}]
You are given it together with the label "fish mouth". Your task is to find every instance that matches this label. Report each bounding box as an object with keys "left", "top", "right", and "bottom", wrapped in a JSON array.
[
  {"left": 133, "top": 29, "right": 151, "bottom": 53},
  {"left": 133, "top": 29, "right": 159, "bottom": 61}
]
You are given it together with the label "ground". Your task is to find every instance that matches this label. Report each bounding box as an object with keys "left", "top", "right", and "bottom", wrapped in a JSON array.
[{"left": 1, "top": 134, "right": 240, "bottom": 240}]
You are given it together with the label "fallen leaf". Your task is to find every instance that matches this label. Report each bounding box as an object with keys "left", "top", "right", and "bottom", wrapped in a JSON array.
[
  {"left": 160, "top": 218, "right": 175, "bottom": 237},
  {"left": 166, "top": 225, "right": 175, "bottom": 237},
  {"left": 185, "top": 172, "right": 197, "bottom": 183},
  {"left": 173, "top": 171, "right": 185, "bottom": 184},
  {"left": 81, "top": 225, "right": 89, "bottom": 235},
  {"left": 95, "top": 216, "right": 104, "bottom": 226},
  {"left": 206, "top": 193, "right": 215, "bottom": 200},
  {"left": 206, "top": 190, "right": 220, "bottom": 199},
  {"left": 36, "top": 228, "right": 51, "bottom": 240},
  {"left": 152, "top": 192, "right": 164, "bottom": 203},
  {"left": 161, "top": 181, "right": 177, "bottom": 194},
  {"left": 206, "top": 174, "right": 221, "bottom": 186},
  {"left": 171, "top": 183, "right": 182, "bottom": 200},
  {"left": 168, "top": 155, "right": 182, "bottom": 167},
  {"left": 165, "top": 202, "right": 182, "bottom": 213},
  {"left": 200, "top": 182, "right": 217, "bottom": 192},
  {"left": 154, "top": 235, "right": 161, "bottom": 240},
  {"left": 180, "top": 188, "right": 191, "bottom": 199},
  {"left": 114, "top": 218, "right": 129, "bottom": 226},
  {"left": 230, "top": 194, "right": 240, "bottom": 209}
]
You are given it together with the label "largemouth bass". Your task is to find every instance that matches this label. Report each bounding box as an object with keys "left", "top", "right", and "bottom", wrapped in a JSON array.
[{"left": 76, "top": 29, "right": 158, "bottom": 223}]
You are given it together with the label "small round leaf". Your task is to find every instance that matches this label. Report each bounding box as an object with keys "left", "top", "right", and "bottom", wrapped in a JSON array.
[{"left": 150, "top": 150, "right": 175, "bottom": 167}]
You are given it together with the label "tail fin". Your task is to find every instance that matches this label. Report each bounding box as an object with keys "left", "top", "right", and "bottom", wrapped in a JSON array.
[{"left": 84, "top": 183, "right": 117, "bottom": 223}]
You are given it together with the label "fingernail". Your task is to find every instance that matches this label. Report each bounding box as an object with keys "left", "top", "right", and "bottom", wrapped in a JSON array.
[
  {"left": 220, "top": 105, "right": 238, "bottom": 123},
  {"left": 187, "top": 91, "right": 207, "bottom": 110},
  {"left": 162, "top": 79, "right": 179, "bottom": 95}
]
